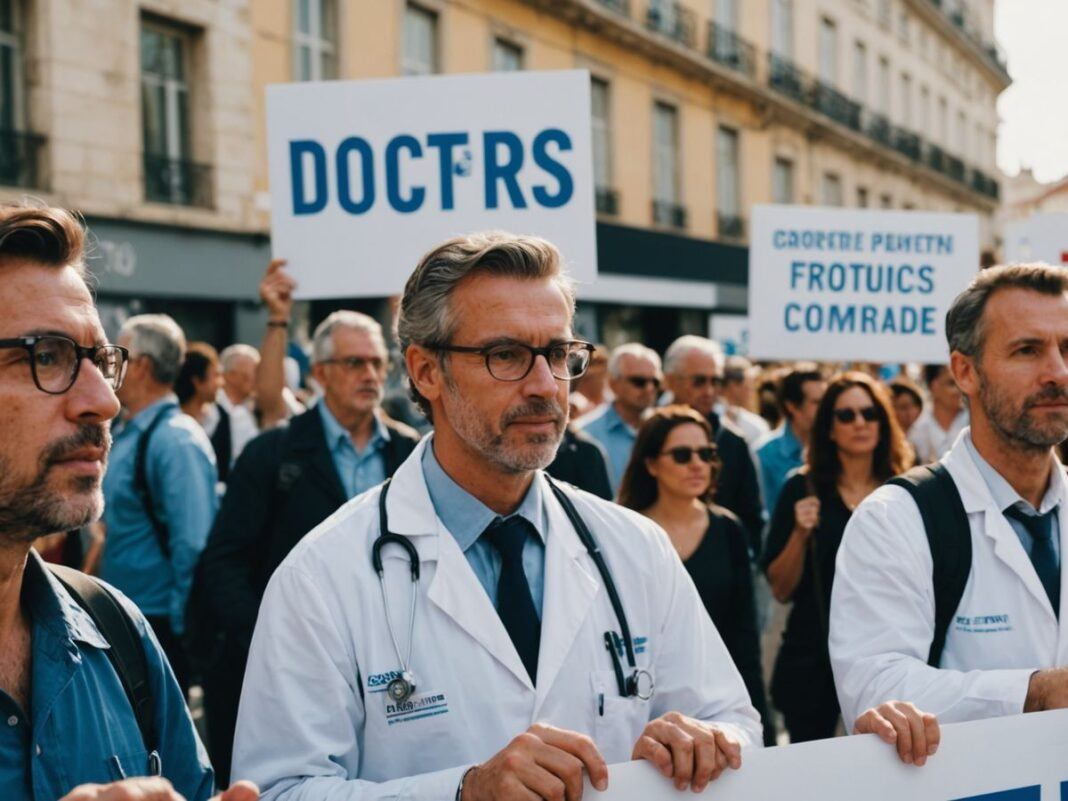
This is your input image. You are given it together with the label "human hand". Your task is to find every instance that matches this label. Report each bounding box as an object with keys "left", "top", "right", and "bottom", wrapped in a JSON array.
[
  {"left": 461, "top": 722, "right": 608, "bottom": 801},
  {"left": 59, "top": 778, "right": 184, "bottom": 801},
  {"left": 209, "top": 780, "right": 260, "bottom": 801},
  {"left": 631, "top": 711, "right": 742, "bottom": 793},
  {"left": 853, "top": 701, "right": 940, "bottom": 766},
  {"left": 793, "top": 496, "right": 820, "bottom": 536},
  {"left": 259, "top": 258, "right": 296, "bottom": 322},
  {"left": 1024, "top": 667, "right": 1068, "bottom": 712}
]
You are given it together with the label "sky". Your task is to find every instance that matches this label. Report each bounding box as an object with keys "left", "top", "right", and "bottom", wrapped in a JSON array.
[{"left": 995, "top": 0, "right": 1068, "bottom": 183}]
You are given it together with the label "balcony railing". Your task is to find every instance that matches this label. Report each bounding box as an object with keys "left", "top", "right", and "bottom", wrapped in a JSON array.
[
  {"left": 596, "top": 0, "right": 630, "bottom": 16},
  {"left": 717, "top": 212, "right": 745, "bottom": 240},
  {"left": 866, "top": 113, "right": 893, "bottom": 147},
  {"left": 810, "top": 82, "right": 862, "bottom": 132},
  {"left": 0, "top": 129, "right": 46, "bottom": 190},
  {"left": 925, "top": 143, "right": 947, "bottom": 174},
  {"left": 645, "top": 2, "right": 697, "bottom": 49},
  {"left": 595, "top": 186, "right": 620, "bottom": 216},
  {"left": 767, "top": 53, "right": 807, "bottom": 104},
  {"left": 892, "top": 127, "right": 922, "bottom": 162},
  {"left": 144, "top": 154, "right": 214, "bottom": 208},
  {"left": 652, "top": 199, "right": 687, "bottom": 229},
  {"left": 946, "top": 155, "right": 966, "bottom": 183},
  {"left": 707, "top": 22, "right": 756, "bottom": 78}
]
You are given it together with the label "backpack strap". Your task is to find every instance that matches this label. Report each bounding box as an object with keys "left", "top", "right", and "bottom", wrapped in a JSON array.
[
  {"left": 886, "top": 464, "right": 972, "bottom": 667},
  {"left": 47, "top": 564, "right": 158, "bottom": 753},
  {"left": 134, "top": 406, "right": 174, "bottom": 559}
]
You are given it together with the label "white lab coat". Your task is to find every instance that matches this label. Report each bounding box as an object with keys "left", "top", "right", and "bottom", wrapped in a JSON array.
[
  {"left": 830, "top": 431, "right": 1066, "bottom": 728},
  {"left": 232, "top": 437, "right": 761, "bottom": 800}
]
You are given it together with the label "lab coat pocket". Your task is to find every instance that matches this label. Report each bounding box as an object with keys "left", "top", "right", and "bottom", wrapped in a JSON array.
[
  {"left": 104, "top": 748, "right": 150, "bottom": 781},
  {"left": 589, "top": 670, "right": 649, "bottom": 764}
]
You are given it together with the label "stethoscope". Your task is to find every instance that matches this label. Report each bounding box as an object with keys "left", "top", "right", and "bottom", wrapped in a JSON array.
[{"left": 370, "top": 476, "right": 655, "bottom": 705}]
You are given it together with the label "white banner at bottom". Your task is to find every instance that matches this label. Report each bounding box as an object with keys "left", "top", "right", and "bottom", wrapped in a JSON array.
[{"left": 587, "top": 710, "right": 1068, "bottom": 801}]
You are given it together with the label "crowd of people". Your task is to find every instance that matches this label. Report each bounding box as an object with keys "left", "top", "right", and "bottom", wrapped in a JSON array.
[{"left": 4, "top": 200, "right": 1068, "bottom": 801}]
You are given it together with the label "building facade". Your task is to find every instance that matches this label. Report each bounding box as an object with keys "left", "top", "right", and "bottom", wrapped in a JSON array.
[{"left": 0, "top": 0, "right": 1009, "bottom": 351}]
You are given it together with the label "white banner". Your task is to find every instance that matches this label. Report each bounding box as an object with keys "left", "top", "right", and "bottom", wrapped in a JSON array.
[
  {"left": 1004, "top": 213, "right": 1068, "bottom": 267},
  {"left": 266, "top": 71, "right": 597, "bottom": 299},
  {"left": 748, "top": 206, "right": 979, "bottom": 363},
  {"left": 588, "top": 710, "right": 1068, "bottom": 800}
]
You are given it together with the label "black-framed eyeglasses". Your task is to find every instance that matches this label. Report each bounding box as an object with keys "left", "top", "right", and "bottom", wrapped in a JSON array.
[
  {"left": 436, "top": 340, "right": 595, "bottom": 382},
  {"left": 688, "top": 374, "right": 724, "bottom": 389},
  {"left": 833, "top": 406, "right": 879, "bottom": 424},
  {"left": 318, "top": 355, "right": 386, "bottom": 373},
  {"left": 660, "top": 446, "right": 718, "bottom": 465},
  {"left": 624, "top": 376, "right": 661, "bottom": 390},
  {"left": 0, "top": 335, "right": 129, "bottom": 395}
]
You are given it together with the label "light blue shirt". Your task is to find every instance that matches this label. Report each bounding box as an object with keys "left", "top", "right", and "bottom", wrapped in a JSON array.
[
  {"left": 0, "top": 552, "right": 214, "bottom": 801},
  {"left": 318, "top": 401, "right": 390, "bottom": 499},
  {"left": 964, "top": 434, "right": 1061, "bottom": 567},
  {"left": 756, "top": 422, "right": 803, "bottom": 516},
  {"left": 576, "top": 403, "right": 636, "bottom": 495},
  {"left": 101, "top": 398, "right": 218, "bottom": 634},
  {"left": 421, "top": 441, "right": 547, "bottom": 616}
]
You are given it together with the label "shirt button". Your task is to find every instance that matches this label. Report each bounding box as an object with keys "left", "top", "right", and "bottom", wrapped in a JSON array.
[{"left": 6, "top": 715, "right": 16, "bottom": 726}]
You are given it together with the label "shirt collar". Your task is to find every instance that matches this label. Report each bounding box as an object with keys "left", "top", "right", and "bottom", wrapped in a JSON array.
[
  {"left": 604, "top": 403, "right": 635, "bottom": 434},
  {"left": 318, "top": 400, "right": 391, "bottom": 452},
  {"left": 123, "top": 396, "right": 177, "bottom": 434},
  {"left": 421, "top": 436, "right": 546, "bottom": 552},
  {"left": 963, "top": 433, "right": 1063, "bottom": 515},
  {"left": 781, "top": 422, "right": 803, "bottom": 457},
  {"left": 23, "top": 550, "right": 110, "bottom": 652}
]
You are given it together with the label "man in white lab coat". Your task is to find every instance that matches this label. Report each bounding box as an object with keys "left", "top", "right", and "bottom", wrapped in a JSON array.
[
  {"left": 831, "top": 263, "right": 1068, "bottom": 759},
  {"left": 232, "top": 233, "right": 762, "bottom": 801}
]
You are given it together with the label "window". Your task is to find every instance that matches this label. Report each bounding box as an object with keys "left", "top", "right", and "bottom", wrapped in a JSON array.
[
  {"left": 770, "top": 0, "right": 793, "bottom": 57},
  {"left": 900, "top": 72, "right": 911, "bottom": 127},
  {"left": 293, "top": 0, "right": 337, "bottom": 81},
  {"left": 716, "top": 126, "right": 740, "bottom": 219},
  {"left": 822, "top": 173, "right": 843, "bottom": 207},
  {"left": 975, "top": 122, "right": 984, "bottom": 165},
  {"left": 715, "top": 0, "right": 737, "bottom": 28},
  {"left": 652, "top": 101, "right": 680, "bottom": 205},
  {"left": 938, "top": 96, "right": 948, "bottom": 146},
  {"left": 402, "top": 3, "right": 437, "bottom": 76},
  {"left": 898, "top": 9, "right": 910, "bottom": 45},
  {"left": 877, "top": 0, "right": 891, "bottom": 28},
  {"left": 880, "top": 193, "right": 893, "bottom": 209},
  {"left": 492, "top": 38, "right": 523, "bottom": 72},
  {"left": 0, "top": 0, "right": 23, "bottom": 131},
  {"left": 818, "top": 18, "right": 837, "bottom": 85},
  {"left": 852, "top": 41, "right": 867, "bottom": 103},
  {"left": 591, "top": 77, "right": 612, "bottom": 191},
  {"left": 919, "top": 84, "right": 930, "bottom": 133},
  {"left": 857, "top": 186, "right": 869, "bottom": 208},
  {"left": 773, "top": 157, "right": 794, "bottom": 204},
  {"left": 957, "top": 110, "right": 967, "bottom": 157},
  {"left": 876, "top": 56, "right": 890, "bottom": 115}
]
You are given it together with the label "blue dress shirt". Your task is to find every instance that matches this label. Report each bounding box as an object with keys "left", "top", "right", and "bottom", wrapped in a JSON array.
[
  {"left": 319, "top": 402, "right": 389, "bottom": 499},
  {"left": 0, "top": 552, "right": 214, "bottom": 801},
  {"left": 964, "top": 434, "right": 1061, "bottom": 566},
  {"left": 101, "top": 398, "right": 218, "bottom": 634},
  {"left": 576, "top": 403, "right": 636, "bottom": 495},
  {"left": 421, "top": 441, "right": 547, "bottom": 616},
  {"left": 756, "top": 423, "right": 804, "bottom": 517}
]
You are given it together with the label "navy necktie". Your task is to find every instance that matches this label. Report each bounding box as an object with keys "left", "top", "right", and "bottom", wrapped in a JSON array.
[
  {"left": 1005, "top": 505, "right": 1060, "bottom": 617},
  {"left": 484, "top": 516, "right": 541, "bottom": 683}
]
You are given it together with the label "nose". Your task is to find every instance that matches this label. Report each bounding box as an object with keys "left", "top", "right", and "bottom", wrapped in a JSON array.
[
  {"left": 523, "top": 352, "right": 561, "bottom": 399},
  {"left": 1040, "top": 345, "right": 1068, "bottom": 386},
  {"left": 65, "top": 356, "right": 121, "bottom": 424}
]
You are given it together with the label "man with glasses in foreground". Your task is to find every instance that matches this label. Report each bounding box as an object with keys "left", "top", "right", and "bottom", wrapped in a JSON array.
[
  {"left": 0, "top": 203, "right": 258, "bottom": 800},
  {"left": 576, "top": 342, "right": 662, "bottom": 495},
  {"left": 233, "top": 232, "right": 761, "bottom": 801}
]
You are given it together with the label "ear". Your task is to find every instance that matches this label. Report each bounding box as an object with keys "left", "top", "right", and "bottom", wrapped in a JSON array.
[
  {"left": 644, "top": 456, "right": 660, "bottom": 480},
  {"left": 406, "top": 344, "right": 445, "bottom": 406},
  {"left": 949, "top": 351, "right": 977, "bottom": 401},
  {"left": 311, "top": 362, "right": 328, "bottom": 388}
]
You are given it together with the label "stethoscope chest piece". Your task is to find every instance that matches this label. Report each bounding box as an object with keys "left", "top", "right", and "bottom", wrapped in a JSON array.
[{"left": 386, "top": 671, "right": 417, "bottom": 704}]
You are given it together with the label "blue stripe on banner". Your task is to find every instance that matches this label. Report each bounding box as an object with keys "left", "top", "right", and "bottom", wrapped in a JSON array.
[
  {"left": 386, "top": 707, "right": 449, "bottom": 726},
  {"left": 952, "top": 787, "right": 1040, "bottom": 801},
  {"left": 1062, "top": 780, "right": 1068, "bottom": 801}
]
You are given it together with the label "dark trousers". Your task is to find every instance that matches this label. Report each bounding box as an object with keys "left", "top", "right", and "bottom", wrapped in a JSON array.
[
  {"left": 200, "top": 638, "right": 250, "bottom": 786},
  {"left": 782, "top": 706, "right": 841, "bottom": 743},
  {"left": 146, "top": 615, "right": 191, "bottom": 697}
]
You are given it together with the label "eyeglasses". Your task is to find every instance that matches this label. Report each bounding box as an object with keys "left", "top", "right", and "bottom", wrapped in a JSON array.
[
  {"left": 437, "top": 340, "right": 595, "bottom": 382},
  {"left": 319, "top": 355, "right": 385, "bottom": 373},
  {"left": 0, "top": 335, "right": 129, "bottom": 395},
  {"left": 625, "top": 376, "right": 661, "bottom": 390},
  {"left": 833, "top": 406, "right": 879, "bottom": 424},
  {"left": 660, "top": 446, "right": 718, "bottom": 465},
  {"left": 687, "top": 374, "right": 724, "bottom": 389}
]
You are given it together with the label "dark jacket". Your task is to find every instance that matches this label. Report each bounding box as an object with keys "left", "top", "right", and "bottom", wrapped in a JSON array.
[
  {"left": 546, "top": 426, "right": 614, "bottom": 501},
  {"left": 709, "top": 411, "right": 765, "bottom": 557}
]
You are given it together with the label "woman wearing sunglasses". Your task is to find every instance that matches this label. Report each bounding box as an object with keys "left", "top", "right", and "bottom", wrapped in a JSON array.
[
  {"left": 762, "top": 372, "right": 912, "bottom": 743},
  {"left": 618, "top": 405, "right": 772, "bottom": 743}
]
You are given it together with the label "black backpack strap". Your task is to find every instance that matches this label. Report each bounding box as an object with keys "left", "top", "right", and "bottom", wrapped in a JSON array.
[
  {"left": 134, "top": 406, "right": 174, "bottom": 558},
  {"left": 886, "top": 464, "right": 972, "bottom": 667},
  {"left": 47, "top": 564, "right": 158, "bottom": 753}
]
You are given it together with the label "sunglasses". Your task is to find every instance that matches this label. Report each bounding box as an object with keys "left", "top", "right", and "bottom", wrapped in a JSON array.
[
  {"left": 625, "top": 376, "right": 661, "bottom": 390},
  {"left": 660, "top": 446, "right": 718, "bottom": 465},
  {"left": 688, "top": 374, "right": 724, "bottom": 389},
  {"left": 833, "top": 406, "right": 879, "bottom": 424}
]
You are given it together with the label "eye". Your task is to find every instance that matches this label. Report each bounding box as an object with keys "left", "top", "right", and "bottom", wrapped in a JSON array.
[
  {"left": 488, "top": 346, "right": 522, "bottom": 365},
  {"left": 547, "top": 345, "right": 570, "bottom": 365}
]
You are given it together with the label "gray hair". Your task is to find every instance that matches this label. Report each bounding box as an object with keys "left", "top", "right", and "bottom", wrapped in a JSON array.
[
  {"left": 723, "top": 355, "right": 754, "bottom": 385},
  {"left": 608, "top": 343, "right": 662, "bottom": 378},
  {"left": 663, "top": 335, "right": 725, "bottom": 376},
  {"left": 219, "top": 343, "right": 260, "bottom": 372},
  {"left": 946, "top": 262, "right": 1068, "bottom": 357},
  {"left": 396, "top": 231, "right": 576, "bottom": 418},
  {"left": 312, "top": 310, "right": 386, "bottom": 363},
  {"left": 120, "top": 314, "right": 186, "bottom": 386}
]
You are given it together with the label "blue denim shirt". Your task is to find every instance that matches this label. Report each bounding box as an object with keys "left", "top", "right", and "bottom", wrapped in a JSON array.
[
  {"left": 756, "top": 423, "right": 804, "bottom": 517},
  {"left": 421, "top": 441, "right": 547, "bottom": 616},
  {"left": 0, "top": 552, "right": 214, "bottom": 800},
  {"left": 101, "top": 398, "right": 218, "bottom": 634},
  {"left": 318, "top": 402, "right": 389, "bottom": 499},
  {"left": 576, "top": 403, "right": 636, "bottom": 496}
]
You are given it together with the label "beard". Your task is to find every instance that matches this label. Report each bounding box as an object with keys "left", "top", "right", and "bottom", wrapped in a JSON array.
[
  {"left": 0, "top": 424, "right": 111, "bottom": 543},
  {"left": 978, "top": 370, "right": 1068, "bottom": 452},
  {"left": 442, "top": 381, "right": 566, "bottom": 474}
]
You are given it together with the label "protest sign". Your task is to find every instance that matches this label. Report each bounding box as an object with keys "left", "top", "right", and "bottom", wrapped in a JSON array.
[
  {"left": 748, "top": 206, "right": 979, "bottom": 363},
  {"left": 587, "top": 709, "right": 1068, "bottom": 801},
  {"left": 266, "top": 70, "right": 596, "bottom": 299},
  {"left": 1005, "top": 213, "right": 1068, "bottom": 267}
]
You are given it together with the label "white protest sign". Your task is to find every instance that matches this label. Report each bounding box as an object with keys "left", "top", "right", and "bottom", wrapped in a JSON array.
[
  {"left": 588, "top": 710, "right": 1068, "bottom": 801},
  {"left": 748, "top": 205, "right": 979, "bottom": 363},
  {"left": 1005, "top": 213, "right": 1068, "bottom": 267},
  {"left": 267, "top": 71, "right": 596, "bottom": 299}
]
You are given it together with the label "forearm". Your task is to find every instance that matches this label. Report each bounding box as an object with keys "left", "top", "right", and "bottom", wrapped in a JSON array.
[
  {"left": 765, "top": 529, "right": 809, "bottom": 601},
  {"left": 259, "top": 765, "right": 471, "bottom": 801},
  {"left": 256, "top": 325, "right": 290, "bottom": 429}
]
